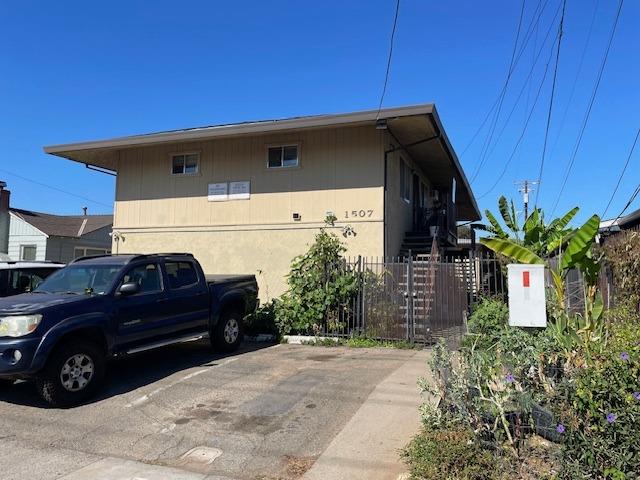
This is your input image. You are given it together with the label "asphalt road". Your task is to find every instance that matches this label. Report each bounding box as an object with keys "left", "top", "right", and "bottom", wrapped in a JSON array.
[{"left": 0, "top": 342, "right": 419, "bottom": 480}]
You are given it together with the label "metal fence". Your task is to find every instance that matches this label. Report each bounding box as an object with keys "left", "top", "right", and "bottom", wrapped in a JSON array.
[
  {"left": 314, "top": 251, "right": 617, "bottom": 345},
  {"left": 317, "top": 254, "right": 506, "bottom": 345}
]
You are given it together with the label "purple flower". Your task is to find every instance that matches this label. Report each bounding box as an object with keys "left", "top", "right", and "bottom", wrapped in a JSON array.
[
  {"left": 620, "top": 352, "right": 630, "bottom": 362},
  {"left": 606, "top": 413, "right": 617, "bottom": 424},
  {"left": 556, "top": 423, "right": 566, "bottom": 434},
  {"left": 505, "top": 373, "right": 515, "bottom": 383},
  {"left": 633, "top": 392, "right": 640, "bottom": 401}
]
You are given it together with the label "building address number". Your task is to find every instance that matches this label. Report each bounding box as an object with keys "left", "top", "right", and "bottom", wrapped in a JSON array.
[{"left": 344, "top": 209, "right": 374, "bottom": 218}]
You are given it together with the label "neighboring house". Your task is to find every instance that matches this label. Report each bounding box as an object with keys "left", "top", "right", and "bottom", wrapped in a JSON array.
[
  {"left": 8, "top": 208, "right": 112, "bottom": 263},
  {"left": 600, "top": 207, "right": 640, "bottom": 239},
  {"left": 44, "top": 104, "right": 480, "bottom": 297}
]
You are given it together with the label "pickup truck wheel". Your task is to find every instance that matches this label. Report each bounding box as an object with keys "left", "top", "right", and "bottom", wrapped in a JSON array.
[
  {"left": 36, "top": 341, "right": 106, "bottom": 407},
  {"left": 212, "top": 308, "right": 244, "bottom": 352}
]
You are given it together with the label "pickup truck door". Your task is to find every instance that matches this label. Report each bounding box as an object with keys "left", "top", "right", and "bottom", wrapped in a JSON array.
[
  {"left": 159, "top": 260, "right": 210, "bottom": 336},
  {"left": 113, "top": 262, "right": 167, "bottom": 350}
]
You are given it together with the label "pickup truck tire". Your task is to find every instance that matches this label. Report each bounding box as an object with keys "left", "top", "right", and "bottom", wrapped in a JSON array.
[
  {"left": 212, "top": 308, "right": 244, "bottom": 352},
  {"left": 35, "top": 340, "right": 106, "bottom": 407}
]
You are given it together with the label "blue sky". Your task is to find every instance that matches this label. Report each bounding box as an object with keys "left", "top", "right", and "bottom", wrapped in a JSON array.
[{"left": 1, "top": 0, "right": 638, "bottom": 224}]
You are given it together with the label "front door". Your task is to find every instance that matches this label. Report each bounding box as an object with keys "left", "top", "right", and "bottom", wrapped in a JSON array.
[{"left": 113, "top": 262, "right": 166, "bottom": 350}]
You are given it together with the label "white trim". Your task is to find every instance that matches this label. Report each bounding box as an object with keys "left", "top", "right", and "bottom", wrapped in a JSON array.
[
  {"left": 43, "top": 104, "right": 434, "bottom": 153},
  {"left": 170, "top": 151, "right": 200, "bottom": 176},
  {"left": 9, "top": 211, "right": 49, "bottom": 238},
  {"left": 74, "top": 246, "right": 111, "bottom": 259},
  {"left": 266, "top": 143, "right": 300, "bottom": 169},
  {"left": 19, "top": 244, "right": 38, "bottom": 261}
]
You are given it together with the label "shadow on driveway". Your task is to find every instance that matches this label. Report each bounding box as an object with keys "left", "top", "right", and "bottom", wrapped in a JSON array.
[{"left": 0, "top": 340, "right": 274, "bottom": 409}]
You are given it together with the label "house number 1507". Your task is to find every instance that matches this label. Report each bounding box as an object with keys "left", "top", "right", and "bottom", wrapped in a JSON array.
[{"left": 345, "top": 210, "right": 374, "bottom": 218}]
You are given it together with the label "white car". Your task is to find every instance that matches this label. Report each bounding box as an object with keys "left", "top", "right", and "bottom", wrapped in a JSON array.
[{"left": 0, "top": 261, "right": 65, "bottom": 297}]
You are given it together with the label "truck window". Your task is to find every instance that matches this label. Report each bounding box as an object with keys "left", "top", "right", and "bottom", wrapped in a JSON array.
[
  {"left": 120, "top": 263, "right": 162, "bottom": 294},
  {"left": 165, "top": 261, "right": 198, "bottom": 289}
]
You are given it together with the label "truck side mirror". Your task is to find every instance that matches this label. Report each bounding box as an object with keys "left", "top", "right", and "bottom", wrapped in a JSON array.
[{"left": 118, "top": 282, "right": 140, "bottom": 296}]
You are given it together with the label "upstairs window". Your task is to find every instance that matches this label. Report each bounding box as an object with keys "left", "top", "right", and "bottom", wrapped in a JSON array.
[
  {"left": 171, "top": 153, "right": 199, "bottom": 175},
  {"left": 267, "top": 145, "right": 299, "bottom": 168}
]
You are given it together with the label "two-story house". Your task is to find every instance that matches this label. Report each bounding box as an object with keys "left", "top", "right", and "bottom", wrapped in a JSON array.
[{"left": 44, "top": 104, "right": 480, "bottom": 297}]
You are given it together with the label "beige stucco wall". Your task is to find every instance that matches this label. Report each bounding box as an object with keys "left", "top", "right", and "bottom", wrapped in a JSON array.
[
  {"left": 113, "top": 222, "right": 382, "bottom": 300},
  {"left": 112, "top": 125, "right": 386, "bottom": 299}
]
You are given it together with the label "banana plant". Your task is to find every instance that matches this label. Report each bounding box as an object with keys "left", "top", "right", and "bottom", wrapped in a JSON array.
[
  {"left": 481, "top": 210, "right": 603, "bottom": 353},
  {"left": 475, "top": 197, "right": 578, "bottom": 258}
]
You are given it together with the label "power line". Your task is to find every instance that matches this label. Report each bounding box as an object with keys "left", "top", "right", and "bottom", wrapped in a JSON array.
[
  {"left": 0, "top": 168, "right": 112, "bottom": 209},
  {"left": 462, "top": 0, "right": 549, "bottom": 156},
  {"left": 470, "top": 0, "right": 561, "bottom": 183},
  {"left": 477, "top": 36, "right": 558, "bottom": 200},
  {"left": 375, "top": 0, "right": 401, "bottom": 121},
  {"left": 602, "top": 128, "right": 640, "bottom": 219},
  {"left": 610, "top": 183, "right": 640, "bottom": 229},
  {"left": 547, "top": 0, "right": 600, "bottom": 161},
  {"left": 534, "top": 0, "right": 566, "bottom": 207},
  {"left": 550, "top": 0, "right": 625, "bottom": 216},
  {"left": 470, "top": 0, "right": 527, "bottom": 181},
  {"left": 474, "top": 1, "right": 562, "bottom": 169}
]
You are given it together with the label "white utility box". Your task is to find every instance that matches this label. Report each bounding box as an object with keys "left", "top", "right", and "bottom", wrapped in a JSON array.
[{"left": 507, "top": 264, "right": 547, "bottom": 327}]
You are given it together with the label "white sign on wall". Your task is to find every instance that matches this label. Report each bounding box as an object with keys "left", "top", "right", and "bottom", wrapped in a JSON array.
[
  {"left": 229, "top": 181, "right": 251, "bottom": 200},
  {"left": 507, "top": 264, "right": 547, "bottom": 327},
  {"left": 208, "top": 183, "right": 228, "bottom": 202}
]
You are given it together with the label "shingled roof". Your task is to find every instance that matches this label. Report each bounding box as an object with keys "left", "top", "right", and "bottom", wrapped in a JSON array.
[{"left": 10, "top": 209, "right": 112, "bottom": 238}]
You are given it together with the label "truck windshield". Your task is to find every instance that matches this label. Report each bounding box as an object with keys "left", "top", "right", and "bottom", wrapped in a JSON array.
[{"left": 33, "top": 265, "right": 122, "bottom": 295}]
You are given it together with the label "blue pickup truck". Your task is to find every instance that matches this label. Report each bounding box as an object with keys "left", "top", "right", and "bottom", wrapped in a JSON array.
[{"left": 0, "top": 253, "right": 258, "bottom": 406}]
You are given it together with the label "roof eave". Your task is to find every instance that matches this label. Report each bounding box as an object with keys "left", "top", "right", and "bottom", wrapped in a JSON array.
[{"left": 43, "top": 104, "right": 435, "bottom": 155}]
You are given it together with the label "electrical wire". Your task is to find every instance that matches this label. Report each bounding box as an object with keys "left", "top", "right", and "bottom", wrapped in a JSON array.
[
  {"left": 475, "top": 2, "right": 562, "bottom": 167},
  {"left": 375, "top": 0, "right": 401, "bottom": 121},
  {"left": 547, "top": 0, "right": 600, "bottom": 161},
  {"left": 0, "top": 167, "right": 112, "bottom": 209},
  {"left": 477, "top": 35, "right": 558, "bottom": 200},
  {"left": 470, "top": 0, "right": 527, "bottom": 181},
  {"left": 534, "top": 0, "right": 566, "bottom": 207},
  {"left": 550, "top": 0, "right": 625, "bottom": 216},
  {"left": 602, "top": 128, "right": 640, "bottom": 219},
  {"left": 609, "top": 183, "right": 640, "bottom": 230},
  {"left": 462, "top": 0, "right": 548, "bottom": 156}
]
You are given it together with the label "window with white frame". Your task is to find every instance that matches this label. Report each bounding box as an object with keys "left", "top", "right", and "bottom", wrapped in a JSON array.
[
  {"left": 74, "top": 247, "right": 110, "bottom": 259},
  {"left": 20, "top": 245, "right": 37, "bottom": 261},
  {"left": 267, "top": 145, "right": 299, "bottom": 168},
  {"left": 171, "top": 153, "right": 199, "bottom": 175},
  {"left": 399, "top": 158, "right": 411, "bottom": 203}
]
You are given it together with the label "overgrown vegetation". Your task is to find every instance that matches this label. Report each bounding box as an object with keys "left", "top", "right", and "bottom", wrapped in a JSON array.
[
  {"left": 601, "top": 229, "right": 640, "bottom": 310},
  {"left": 301, "top": 336, "right": 419, "bottom": 349},
  {"left": 404, "top": 200, "right": 640, "bottom": 479}
]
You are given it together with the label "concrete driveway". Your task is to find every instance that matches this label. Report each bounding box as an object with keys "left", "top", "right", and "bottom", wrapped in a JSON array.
[{"left": 0, "top": 342, "right": 430, "bottom": 480}]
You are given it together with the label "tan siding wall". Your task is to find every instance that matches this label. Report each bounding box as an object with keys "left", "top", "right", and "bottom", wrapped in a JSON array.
[
  {"left": 384, "top": 134, "right": 434, "bottom": 257},
  {"left": 113, "top": 125, "right": 385, "bottom": 298}
]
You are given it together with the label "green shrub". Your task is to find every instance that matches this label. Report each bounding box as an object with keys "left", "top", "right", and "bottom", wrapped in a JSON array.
[
  {"left": 402, "top": 426, "right": 506, "bottom": 480},
  {"left": 244, "top": 300, "right": 279, "bottom": 336},
  {"left": 558, "top": 319, "right": 640, "bottom": 479},
  {"left": 274, "top": 217, "right": 358, "bottom": 335},
  {"left": 463, "top": 297, "right": 509, "bottom": 350}
]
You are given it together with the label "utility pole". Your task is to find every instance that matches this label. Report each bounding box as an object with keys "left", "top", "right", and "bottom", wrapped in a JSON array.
[{"left": 515, "top": 180, "right": 538, "bottom": 220}]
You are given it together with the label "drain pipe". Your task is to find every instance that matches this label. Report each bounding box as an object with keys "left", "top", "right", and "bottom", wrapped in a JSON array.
[{"left": 382, "top": 127, "right": 440, "bottom": 257}]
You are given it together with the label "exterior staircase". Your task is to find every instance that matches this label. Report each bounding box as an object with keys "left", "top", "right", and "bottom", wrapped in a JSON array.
[{"left": 398, "top": 231, "right": 436, "bottom": 258}]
